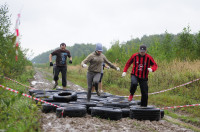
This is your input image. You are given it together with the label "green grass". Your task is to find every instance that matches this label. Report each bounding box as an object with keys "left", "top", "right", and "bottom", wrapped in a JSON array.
[
  {"left": 166, "top": 111, "right": 200, "bottom": 127},
  {"left": 0, "top": 67, "right": 40, "bottom": 132}
]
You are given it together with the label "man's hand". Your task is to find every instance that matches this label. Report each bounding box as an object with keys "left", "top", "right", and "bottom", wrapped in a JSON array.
[
  {"left": 106, "top": 66, "right": 110, "bottom": 69},
  {"left": 82, "top": 64, "right": 87, "bottom": 68},
  {"left": 148, "top": 68, "right": 153, "bottom": 72},
  {"left": 116, "top": 67, "right": 120, "bottom": 71},
  {"left": 69, "top": 60, "right": 72, "bottom": 64},
  {"left": 122, "top": 72, "right": 126, "bottom": 77},
  {"left": 50, "top": 62, "right": 53, "bottom": 66}
]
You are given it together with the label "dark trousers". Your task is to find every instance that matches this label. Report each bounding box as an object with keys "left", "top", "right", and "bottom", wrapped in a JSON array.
[
  {"left": 130, "top": 75, "right": 148, "bottom": 107},
  {"left": 87, "top": 72, "right": 101, "bottom": 101},
  {"left": 54, "top": 66, "right": 67, "bottom": 87}
]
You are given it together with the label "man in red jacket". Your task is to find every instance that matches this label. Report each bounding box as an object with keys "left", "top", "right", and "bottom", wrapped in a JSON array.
[{"left": 122, "top": 44, "right": 158, "bottom": 107}]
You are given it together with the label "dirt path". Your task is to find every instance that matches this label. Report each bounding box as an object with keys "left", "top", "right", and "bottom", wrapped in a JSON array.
[{"left": 31, "top": 69, "right": 194, "bottom": 132}]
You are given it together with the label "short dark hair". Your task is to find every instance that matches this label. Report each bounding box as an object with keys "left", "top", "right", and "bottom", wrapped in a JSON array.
[{"left": 60, "top": 43, "right": 66, "bottom": 47}]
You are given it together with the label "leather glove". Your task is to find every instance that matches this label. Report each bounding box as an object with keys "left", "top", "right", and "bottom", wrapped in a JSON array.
[
  {"left": 122, "top": 72, "right": 126, "bottom": 77},
  {"left": 82, "top": 64, "right": 87, "bottom": 68},
  {"left": 69, "top": 60, "right": 72, "bottom": 64},
  {"left": 116, "top": 67, "right": 120, "bottom": 71},
  {"left": 148, "top": 68, "right": 153, "bottom": 72},
  {"left": 50, "top": 62, "right": 53, "bottom": 66}
]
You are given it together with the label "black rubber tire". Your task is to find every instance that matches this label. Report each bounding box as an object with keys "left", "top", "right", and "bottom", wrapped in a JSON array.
[
  {"left": 56, "top": 88, "right": 73, "bottom": 92},
  {"left": 90, "top": 97, "right": 105, "bottom": 102},
  {"left": 32, "top": 91, "right": 47, "bottom": 96},
  {"left": 53, "top": 91, "right": 77, "bottom": 102},
  {"left": 135, "top": 100, "right": 141, "bottom": 105},
  {"left": 130, "top": 107, "right": 161, "bottom": 121},
  {"left": 106, "top": 97, "right": 125, "bottom": 102},
  {"left": 35, "top": 97, "right": 54, "bottom": 104},
  {"left": 59, "top": 103, "right": 86, "bottom": 108},
  {"left": 92, "top": 93, "right": 113, "bottom": 98},
  {"left": 29, "top": 90, "right": 45, "bottom": 95},
  {"left": 122, "top": 108, "right": 130, "bottom": 118},
  {"left": 76, "top": 92, "right": 87, "bottom": 95},
  {"left": 99, "top": 92, "right": 113, "bottom": 98},
  {"left": 160, "top": 109, "right": 164, "bottom": 118},
  {"left": 77, "top": 94, "right": 87, "bottom": 100},
  {"left": 130, "top": 105, "right": 155, "bottom": 109},
  {"left": 104, "top": 102, "right": 129, "bottom": 108},
  {"left": 43, "top": 98, "right": 54, "bottom": 102},
  {"left": 91, "top": 107, "right": 122, "bottom": 120},
  {"left": 129, "top": 101, "right": 139, "bottom": 106},
  {"left": 35, "top": 93, "right": 53, "bottom": 98},
  {"left": 45, "top": 90, "right": 59, "bottom": 93},
  {"left": 56, "top": 106, "right": 87, "bottom": 118},
  {"left": 79, "top": 102, "right": 97, "bottom": 113},
  {"left": 42, "top": 102, "right": 67, "bottom": 113}
]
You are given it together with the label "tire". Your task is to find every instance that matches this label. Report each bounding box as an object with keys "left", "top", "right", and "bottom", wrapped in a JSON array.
[
  {"left": 130, "top": 105, "right": 155, "bottom": 109},
  {"left": 129, "top": 101, "right": 139, "bottom": 106},
  {"left": 59, "top": 103, "right": 86, "bottom": 109},
  {"left": 104, "top": 102, "right": 129, "bottom": 108},
  {"left": 135, "top": 100, "right": 141, "bottom": 105},
  {"left": 93, "top": 93, "right": 112, "bottom": 98},
  {"left": 56, "top": 88, "right": 73, "bottom": 92},
  {"left": 90, "top": 97, "right": 105, "bottom": 102},
  {"left": 79, "top": 102, "right": 97, "bottom": 113},
  {"left": 35, "top": 93, "right": 53, "bottom": 98},
  {"left": 53, "top": 91, "right": 77, "bottom": 102},
  {"left": 130, "top": 107, "right": 161, "bottom": 121},
  {"left": 76, "top": 92, "right": 87, "bottom": 95},
  {"left": 43, "top": 98, "right": 54, "bottom": 102},
  {"left": 122, "top": 108, "right": 130, "bottom": 118},
  {"left": 35, "top": 97, "right": 54, "bottom": 104},
  {"left": 160, "top": 109, "right": 164, "bottom": 118},
  {"left": 106, "top": 97, "right": 125, "bottom": 102},
  {"left": 29, "top": 90, "right": 44, "bottom": 95},
  {"left": 45, "top": 90, "right": 59, "bottom": 93},
  {"left": 56, "top": 106, "right": 87, "bottom": 118},
  {"left": 91, "top": 107, "right": 122, "bottom": 120},
  {"left": 42, "top": 102, "right": 67, "bottom": 113},
  {"left": 77, "top": 94, "right": 87, "bottom": 100}
]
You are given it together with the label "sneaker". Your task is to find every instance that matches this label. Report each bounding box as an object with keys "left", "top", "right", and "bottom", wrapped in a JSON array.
[
  {"left": 128, "top": 94, "right": 133, "bottom": 101},
  {"left": 96, "top": 91, "right": 101, "bottom": 96},
  {"left": 53, "top": 82, "right": 58, "bottom": 89}
]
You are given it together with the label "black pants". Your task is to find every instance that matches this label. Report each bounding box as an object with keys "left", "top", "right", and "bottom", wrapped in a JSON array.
[
  {"left": 130, "top": 75, "right": 148, "bottom": 107},
  {"left": 54, "top": 66, "right": 67, "bottom": 87}
]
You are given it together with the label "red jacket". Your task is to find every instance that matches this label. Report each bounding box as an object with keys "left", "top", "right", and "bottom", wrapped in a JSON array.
[{"left": 123, "top": 53, "right": 158, "bottom": 79}]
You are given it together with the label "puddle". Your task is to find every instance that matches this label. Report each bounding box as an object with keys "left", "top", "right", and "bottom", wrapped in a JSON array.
[{"left": 31, "top": 81, "right": 49, "bottom": 85}]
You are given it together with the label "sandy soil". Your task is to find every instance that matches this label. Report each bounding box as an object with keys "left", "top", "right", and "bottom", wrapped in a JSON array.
[{"left": 31, "top": 69, "right": 194, "bottom": 132}]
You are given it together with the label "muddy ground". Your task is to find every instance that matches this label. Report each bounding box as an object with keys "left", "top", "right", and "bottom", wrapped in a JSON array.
[{"left": 31, "top": 69, "right": 194, "bottom": 132}]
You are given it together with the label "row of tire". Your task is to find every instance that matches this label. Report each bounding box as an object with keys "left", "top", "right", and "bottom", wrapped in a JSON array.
[{"left": 29, "top": 89, "right": 164, "bottom": 121}]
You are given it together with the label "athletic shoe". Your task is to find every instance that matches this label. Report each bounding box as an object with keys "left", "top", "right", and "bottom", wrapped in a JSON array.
[
  {"left": 53, "top": 82, "right": 58, "bottom": 89},
  {"left": 96, "top": 91, "right": 101, "bottom": 96},
  {"left": 128, "top": 94, "right": 133, "bottom": 101}
]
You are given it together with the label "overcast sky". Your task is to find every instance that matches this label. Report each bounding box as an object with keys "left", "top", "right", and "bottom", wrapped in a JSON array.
[{"left": 1, "top": 0, "right": 200, "bottom": 58}]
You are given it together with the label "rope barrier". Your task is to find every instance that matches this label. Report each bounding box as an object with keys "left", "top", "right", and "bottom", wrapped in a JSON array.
[
  {"left": 0, "top": 84, "right": 64, "bottom": 115},
  {"left": 4, "top": 76, "right": 36, "bottom": 90},
  {"left": 159, "top": 104, "right": 200, "bottom": 110},
  {"left": 123, "top": 78, "right": 200, "bottom": 97}
]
